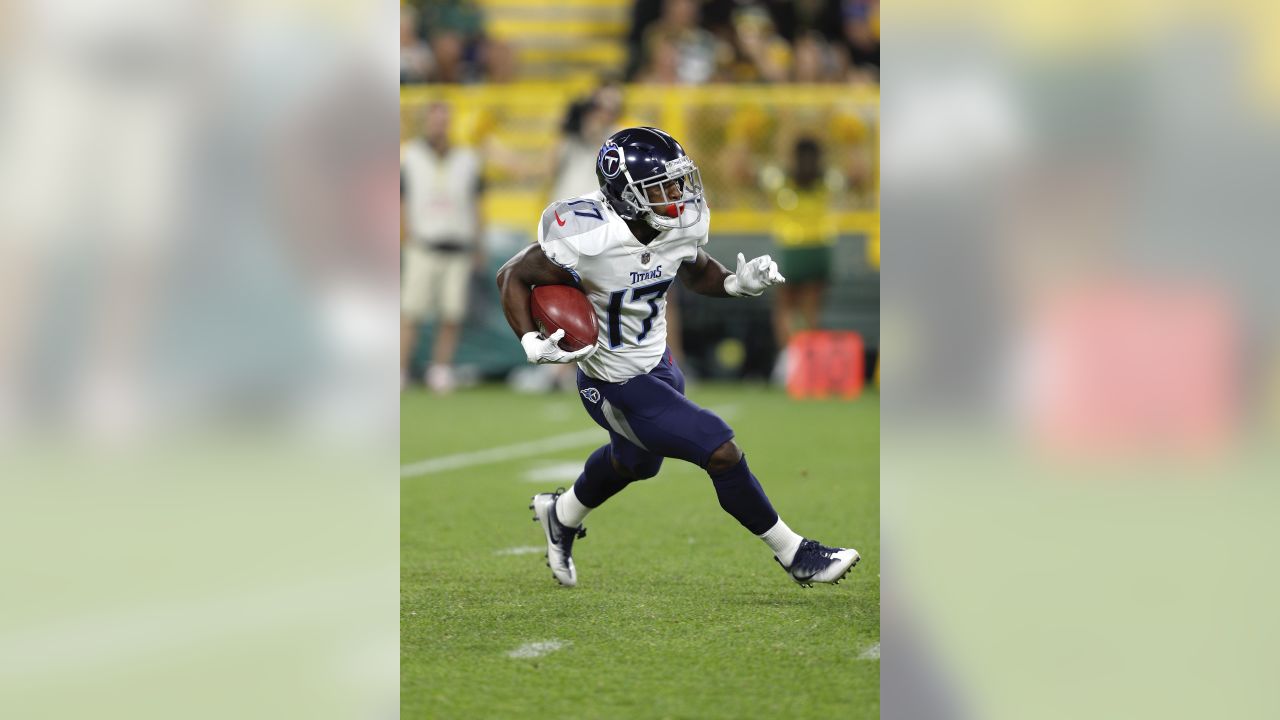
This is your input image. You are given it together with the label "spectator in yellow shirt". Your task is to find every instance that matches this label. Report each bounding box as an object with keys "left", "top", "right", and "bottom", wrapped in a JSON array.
[{"left": 772, "top": 137, "right": 838, "bottom": 350}]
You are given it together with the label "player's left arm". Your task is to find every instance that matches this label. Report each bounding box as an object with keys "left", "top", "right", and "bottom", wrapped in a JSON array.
[
  {"left": 678, "top": 249, "right": 785, "bottom": 298},
  {"left": 677, "top": 249, "right": 734, "bottom": 297}
]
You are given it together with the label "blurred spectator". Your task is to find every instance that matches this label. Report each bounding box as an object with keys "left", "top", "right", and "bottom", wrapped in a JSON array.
[
  {"left": 430, "top": 31, "right": 466, "bottom": 84},
  {"left": 627, "top": 0, "right": 868, "bottom": 85},
  {"left": 418, "top": 0, "right": 487, "bottom": 43},
  {"left": 792, "top": 32, "right": 836, "bottom": 83},
  {"left": 636, "top": 34, "right": 684, "bottom": 85},
  {"left": 771, "top": 138, "right": 838, "bottom": 352},
  {"left": 400, "top": 6, "right": 434, "bottom": 84},
  {"left": 626, "top": 0, "right": 667, "bottom": 80},
  {"left": 838, "top": 0, "right": 879, "bottom": 83},
  {"left": 549, "top": 80, "right": 625, "bottom": 202},
  {"left": 638, "top": 0, "right": 723, "bottom": 85},
  {"left": 482, "top": 39, "right": 518, "bottom": 84},
  {"left": 758, "top": 0, "right": 845, "bottom": 45},
  {"left": 416, "top": 0, "right": 488, "bottom": 84},
  {"left": 400, "top": 103, "right": 484, "bottom": 392},
  {"left": 725, "top": 5, "right": 789, "bottom": 83},
  {"left": 826, "top": 107, "right": 876, "bottom": 205}
]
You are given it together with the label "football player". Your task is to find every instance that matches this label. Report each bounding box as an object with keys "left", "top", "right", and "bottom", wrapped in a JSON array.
[{"left": 496, "top": 127, "right": 859, "bottom": 587}]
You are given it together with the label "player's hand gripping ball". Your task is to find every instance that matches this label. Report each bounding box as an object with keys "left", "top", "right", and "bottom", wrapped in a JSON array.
[{"left": 523, "top": 285, "right": 599, "bottom": 364}]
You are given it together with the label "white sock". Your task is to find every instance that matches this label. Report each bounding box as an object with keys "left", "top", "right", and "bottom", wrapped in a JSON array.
[
  {"left": 554, "top": 487, "right": 591, "bottom": 528},
  {"left": 757, "top": 518, "right": 804, "bottom": 566}
]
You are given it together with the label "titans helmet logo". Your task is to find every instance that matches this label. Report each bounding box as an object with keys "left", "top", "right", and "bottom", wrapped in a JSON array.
[{"left": 599, "top": 143, "right": 624, "bottom": 179}]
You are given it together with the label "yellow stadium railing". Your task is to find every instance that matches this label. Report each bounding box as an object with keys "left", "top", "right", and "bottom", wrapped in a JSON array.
[{"left": 401, "top": 84, "right": 879, "bottom": 236}]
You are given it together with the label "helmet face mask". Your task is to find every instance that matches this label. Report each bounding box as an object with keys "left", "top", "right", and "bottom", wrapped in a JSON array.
[{"left": 597, "top": 128, "right": 705, "bottom": 231}]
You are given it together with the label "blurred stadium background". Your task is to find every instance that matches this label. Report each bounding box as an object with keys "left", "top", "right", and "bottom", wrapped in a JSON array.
[{"left": 400, "top": 0, "right": 879, "bottom": 386}]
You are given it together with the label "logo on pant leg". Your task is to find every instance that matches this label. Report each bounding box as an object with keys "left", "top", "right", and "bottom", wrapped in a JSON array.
[{"left": 580, "top": 388, "right": 601, "bottom": 404}]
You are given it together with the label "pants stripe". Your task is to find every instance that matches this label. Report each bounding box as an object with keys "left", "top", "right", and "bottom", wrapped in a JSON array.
[{"left": 600, "top": 399, "right": 649, "bottom": 451}]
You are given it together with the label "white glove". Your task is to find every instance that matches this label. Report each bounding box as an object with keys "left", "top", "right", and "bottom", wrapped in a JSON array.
[
  {"left": 521, "top": 329, "right": 597, "bottom": 365},
  {"left": 724, "top": 252, "right": 786, "bottom": 297}
]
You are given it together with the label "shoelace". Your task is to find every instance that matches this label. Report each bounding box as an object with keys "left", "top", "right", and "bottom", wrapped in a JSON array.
[
  {"left": 557, "top": 524, "right": 587, "bottom": 546},
  {"left": 790, "top": 540, "right": 838, "bottom": 573}
]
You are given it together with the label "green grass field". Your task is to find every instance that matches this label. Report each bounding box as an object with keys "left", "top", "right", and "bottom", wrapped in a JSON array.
[{"left": 402, "top": 384, "right": 879, "bottom": 719}]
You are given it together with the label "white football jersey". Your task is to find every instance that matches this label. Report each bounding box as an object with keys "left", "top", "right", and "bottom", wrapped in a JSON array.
[{"left": 537, "top": 190, "right": 709, "bottom": 382}]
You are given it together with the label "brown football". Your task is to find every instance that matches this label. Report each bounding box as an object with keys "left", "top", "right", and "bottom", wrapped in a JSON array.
[{"left": 531, "top": 285, "right": 599, "bottom": 352}]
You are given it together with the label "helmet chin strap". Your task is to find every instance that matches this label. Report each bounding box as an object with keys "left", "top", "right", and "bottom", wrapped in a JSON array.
[{"left": 617, "top": 188, "right": 643, "bottom": 222}]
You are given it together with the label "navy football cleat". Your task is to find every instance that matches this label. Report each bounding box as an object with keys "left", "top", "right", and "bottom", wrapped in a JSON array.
[
  {"left": 529, "top": 488, "right": 586, "bottom": 587},
  {"left": 776, "top": 539, "right": 860, "bottom": 588}
]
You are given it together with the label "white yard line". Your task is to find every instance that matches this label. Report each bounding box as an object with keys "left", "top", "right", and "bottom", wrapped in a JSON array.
[
  {"left": 506, "top": 640, "right": 568, "bottom": 659},
  {"left": 401, "top": 404, "right": 739, "bottom": 480},
  {"left": 493, "top": 546, "right": 544, "bottom": 556},
  {"left": 858, "top": 642, "right": 880, "bottom": 660},
  {"left": 521, "top": 462, "right": 585, "bottom": 483},
  {"left": 400, "top": 429, "right": 603, "bottom": 479}
]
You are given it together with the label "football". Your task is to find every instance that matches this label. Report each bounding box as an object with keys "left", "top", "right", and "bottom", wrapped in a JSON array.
[{"left": 531, "top": 285, "right": 598, "bottom": 352}]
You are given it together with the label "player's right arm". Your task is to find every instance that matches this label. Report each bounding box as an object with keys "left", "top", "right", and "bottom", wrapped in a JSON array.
[
  {"left": 496, "top": 244, "right": 595, "bottom": 364},
  {"left": 496, "top": 244, "right": 576, "bottom": 338}
]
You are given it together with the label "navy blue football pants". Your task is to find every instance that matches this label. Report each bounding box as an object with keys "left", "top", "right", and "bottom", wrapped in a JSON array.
[
  {"left": 572, "top": 349, "right": 779, "bottom": 534},
  {"left": 575, "top": 349, "right": 734, "bottom": 475}
]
